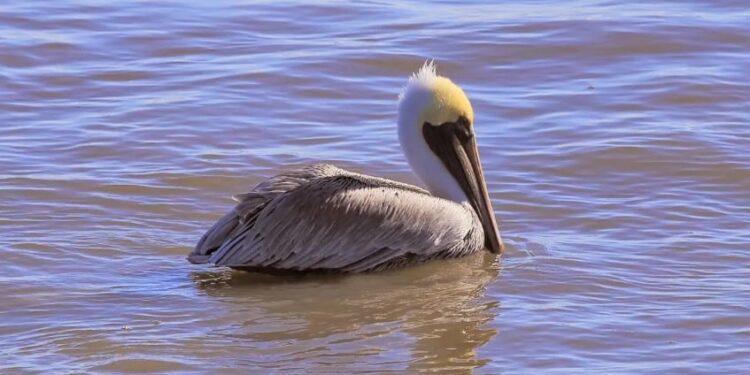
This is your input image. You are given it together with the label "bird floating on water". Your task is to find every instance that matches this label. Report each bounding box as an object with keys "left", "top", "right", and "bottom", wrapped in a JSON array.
[{"left": 188, "top": 62, "right": 503, "bottom": 272}]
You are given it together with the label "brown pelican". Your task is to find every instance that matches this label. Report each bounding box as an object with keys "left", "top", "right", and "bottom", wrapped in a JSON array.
[{"left": 188, "top": 62, "right": 503, "bottom": 272}]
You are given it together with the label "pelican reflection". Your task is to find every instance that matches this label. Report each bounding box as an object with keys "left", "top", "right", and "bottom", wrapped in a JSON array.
[{"left": 190, "top": 253, "right": 501, "bottom": 373}]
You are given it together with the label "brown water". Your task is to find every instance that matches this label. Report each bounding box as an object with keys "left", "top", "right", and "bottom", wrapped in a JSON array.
[{"left": 2, "top": 1, "right": 749, "bottom": 373}]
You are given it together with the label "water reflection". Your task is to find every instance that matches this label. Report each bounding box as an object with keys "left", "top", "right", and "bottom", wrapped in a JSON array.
[{"left": 190, "top": 253, "right": 501, "bottom": 372}]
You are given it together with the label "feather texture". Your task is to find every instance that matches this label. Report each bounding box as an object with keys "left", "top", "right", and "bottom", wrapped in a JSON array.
[{"left": 188, "top": 164, "right": 484, "bottom": 272}]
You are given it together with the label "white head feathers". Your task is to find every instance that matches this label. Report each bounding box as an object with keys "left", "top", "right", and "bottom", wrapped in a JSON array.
[
  {"left": 399, "top": 60, "right": 439, "bottom": 101},
  {"left": 398, "top": 60, "right": 474, "bottom": 127}
]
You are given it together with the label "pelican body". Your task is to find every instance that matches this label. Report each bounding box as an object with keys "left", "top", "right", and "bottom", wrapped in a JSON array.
[{"left": 188, "top": 63, "right": 503, "bottom": 272}]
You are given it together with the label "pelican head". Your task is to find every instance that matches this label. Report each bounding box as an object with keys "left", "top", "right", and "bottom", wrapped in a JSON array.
[{"left": 398, "top": 62, "right": 503, "bottom": 253}]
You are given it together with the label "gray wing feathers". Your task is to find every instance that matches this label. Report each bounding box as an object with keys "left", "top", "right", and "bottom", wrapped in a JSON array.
[
  {"left": 188, "top": 164, "right": 337, "bottom": 264},
  {"left": 190, "top": 164, "right": 475, "bottom": 272},
  {"left": 188, "top": 211, "right": 240, "bottom": 264}
]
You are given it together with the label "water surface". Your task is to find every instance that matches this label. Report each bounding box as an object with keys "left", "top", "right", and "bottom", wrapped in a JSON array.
[{"left": 1, "top": 1, "right": 749, "bottom": 373}]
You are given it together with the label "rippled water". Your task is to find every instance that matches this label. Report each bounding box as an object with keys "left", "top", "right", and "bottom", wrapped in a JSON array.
[{"left": 2, "top": 1, "right": 749, "bottom": 373}]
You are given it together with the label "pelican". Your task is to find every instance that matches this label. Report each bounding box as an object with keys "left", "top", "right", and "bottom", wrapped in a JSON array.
[{"left": 188, "top": 62, "right": 503, "bottom": 272}]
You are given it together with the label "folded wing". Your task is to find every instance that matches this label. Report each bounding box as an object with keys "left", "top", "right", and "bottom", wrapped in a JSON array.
[{"left": 188, "top": 164, "right": 476, "bottom": 272}]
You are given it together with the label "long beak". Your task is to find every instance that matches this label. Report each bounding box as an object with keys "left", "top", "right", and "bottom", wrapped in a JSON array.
[{"left": 423, "top": 119, "right": 504, "bottom": 253}]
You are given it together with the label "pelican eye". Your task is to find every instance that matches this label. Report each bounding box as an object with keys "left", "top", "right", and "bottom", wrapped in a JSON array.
[
  {"left": 455, "top": 117, "right": 473, "bottom": 143},
  {"left": 457, "top": 115, "right": 471, "bottom": 127}
]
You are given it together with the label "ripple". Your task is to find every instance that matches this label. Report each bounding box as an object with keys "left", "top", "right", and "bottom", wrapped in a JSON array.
[{"left": 1, "top": 0, "right": 749, "bottom": 373}]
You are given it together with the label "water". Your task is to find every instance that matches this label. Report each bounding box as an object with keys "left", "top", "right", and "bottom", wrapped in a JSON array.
[{"left": 1, "top": 1, "right": 749, "bottom": 373}]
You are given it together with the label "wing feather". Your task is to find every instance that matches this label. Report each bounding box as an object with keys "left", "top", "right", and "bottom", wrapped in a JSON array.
[
  {"left": 190, "top": 164, "right": 479, "bottom": 272},
  {"left": 188, "top": 164, "right": 338, "bottom": 263}
]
